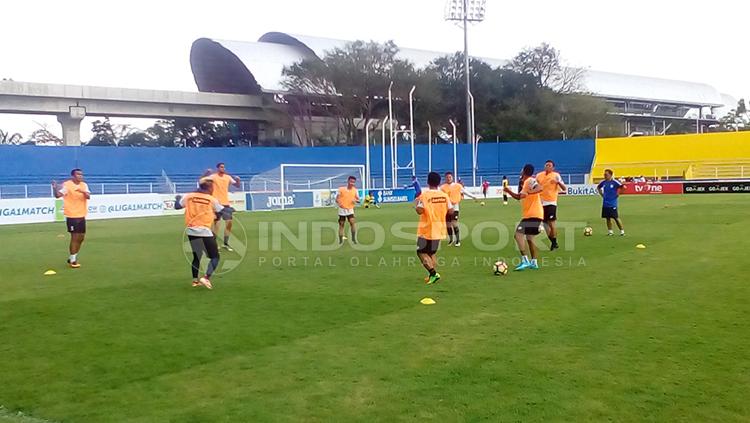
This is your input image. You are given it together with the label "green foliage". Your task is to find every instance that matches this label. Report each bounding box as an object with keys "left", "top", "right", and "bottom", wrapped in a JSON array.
[
  {"left": 0, "top": 129, "right": 23, "bottom": 145},
  {"left": 507, "top": 42, "right": 586, "bottom": 94},
  {"left": 87, "top": 118, "right": 117, "bottom": 146},
  {"left": 719, "top": 99, "right": 749, "bottom": 132},
  {"left": 83, "top": 119, "right": 256, "bottom": 147},
  {"left": 423, "top": 52, "right": 611, "bottom": 141},
  {"left": 283, "top": 40, "right": 421, "bottom": 145},
  {"left": 283, "top": 41, "right": 611, "bottom": 144}
]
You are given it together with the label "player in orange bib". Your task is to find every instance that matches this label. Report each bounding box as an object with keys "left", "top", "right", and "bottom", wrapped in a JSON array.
[
  {"left": 504, "top": 164, "right": 544, "bottom": 271},
  {"left": 175, "top": 177, "right": 224, "bottom": 289},
  {"left": 204, "top": 163, "right": 241, "bottom": 251},
  {"left": 535, "top": 160, "right": 567, "bottom": 250},
  {"left": 416, "top": 172, "right": 454, "bottom": 285},
  {"left": 440, "top": 171, "right": 475, "bottom": 247},
  {"left": 336, "top": 175, "right": 361, "bottom": 244},
  {"left": 52, "top": 168, "right": 91, "bottom": 268}
]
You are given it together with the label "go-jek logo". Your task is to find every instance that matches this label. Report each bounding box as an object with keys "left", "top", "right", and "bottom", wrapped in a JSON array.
[{"left": 266, "top": 194, "right": 296, "bottom": 208}]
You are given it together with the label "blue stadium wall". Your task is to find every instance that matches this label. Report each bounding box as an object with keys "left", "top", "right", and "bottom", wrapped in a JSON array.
[{"left": 0, "top": 139, "right": 594, "bottom": 185}]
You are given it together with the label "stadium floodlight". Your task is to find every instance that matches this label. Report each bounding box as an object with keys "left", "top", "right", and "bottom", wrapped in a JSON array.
[
  {"left": 427, "top": 121, "right": 433, "bottom": 172},
  {"left": 445, "top": 0, "right": 487, "bottom": 187},
  {"left": 444, "top": 0, "right": 487, "bottom": 22},
  {"left": 449, "top": 119, "right": 458, "bottom": 177}
]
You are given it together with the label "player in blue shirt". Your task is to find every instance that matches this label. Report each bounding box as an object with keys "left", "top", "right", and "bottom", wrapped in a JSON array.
[
  {"left": 404, "top": 175, "right": 422, "bottom": 198},
  {"left": 597, "top": 169, "right": 625, "bottom": 236}
]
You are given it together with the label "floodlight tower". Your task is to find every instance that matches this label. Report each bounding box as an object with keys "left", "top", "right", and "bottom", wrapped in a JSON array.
[{"left": 445, "top": 0, "right": 486, "bottom": 186}]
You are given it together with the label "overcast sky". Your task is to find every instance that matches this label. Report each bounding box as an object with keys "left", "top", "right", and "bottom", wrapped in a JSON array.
[{"left": 1, "top": 0, "right": 748, "bottom": 137}]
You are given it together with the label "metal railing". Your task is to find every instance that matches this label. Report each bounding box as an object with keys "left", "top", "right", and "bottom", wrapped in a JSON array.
[{"left": 0, "top": 173, "right": 591, "bottom": 199}]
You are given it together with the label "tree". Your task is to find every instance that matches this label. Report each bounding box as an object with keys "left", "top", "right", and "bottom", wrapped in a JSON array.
[
  {"left": 507, "top": 43, "right": 586, "bottom": 94},
  {"left": 720, "top": 99, "right": 750, "bottom": 132},
  {"left": 424, "top": 51, "right": 609, "bottom": 141},
  {"left": 423, "top": 52, "right": 501, "bottom": 142},
  {"left": 87, "top": 118, "right": 117, "bottom": 146},
  {"left": 28, "top": 125, "right": 63, "bottom": 146},
  {"left": 0, "top": 129, "right": 23, "bottom": 145},
  {"left": 283, "top": 40, "right": 420, "bottom": 145}
]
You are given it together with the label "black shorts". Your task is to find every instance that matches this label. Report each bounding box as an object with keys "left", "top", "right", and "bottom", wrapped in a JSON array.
[
  {"left": 543, "top": 205, "right": 558, "bottom": 222},
  {"left": 219, "top": 206, "right": 234, "bottom": 221},
  {"left": 188, "top": 235, "right": 220, "bottom": 259},
  {"left": 602, "top": 207, "right": 619, "bottom": 219},
  {"left": 516, "top": 218, "right": 543, "bottom": 236},
  {"left": 65, "top": 217, "right": 86, "bottom": 234},
  {"left": 338, "top": 214, "right": 355, "bottom": 223},
  {"left": 417, "top": 237, "right": 440, "bottom": 254},
  {"left": 445, "top": 210, "right": 459, "bottom": 222}
]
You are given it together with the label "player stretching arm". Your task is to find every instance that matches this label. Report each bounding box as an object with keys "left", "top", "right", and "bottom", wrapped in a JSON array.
[
  {"left": 203, "top": 163, "right": 241, "bottom": 251},
  {"left": 504, "top": 164, "right": 545, "bottom": 271},
  {"left": 440, "top": 172, "right": 476, "bottom": 247},
  {"left": 175, "top": 177, "right": 224, "bottom": 289},
  {"left": 52, "top": 168, "right": 91, "bottom": 268},
  {"left": 536, "top": 160, "right": 567, "bottom": 251}
]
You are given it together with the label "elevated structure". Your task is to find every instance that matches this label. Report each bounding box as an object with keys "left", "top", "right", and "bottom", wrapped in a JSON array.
[
  {"left": 191, "top": 32, "right": 734, "bottom": 137},
  {"left": 0, "top": 80, "right": 272, "bottom": 145}
]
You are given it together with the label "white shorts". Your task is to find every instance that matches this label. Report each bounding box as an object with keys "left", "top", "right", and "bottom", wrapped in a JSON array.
[
  {"left": 338, "top": 207, "right": 354, "bottom": 217},
  {"left": 453, "top": 202, "right": 460, "bottom": 212}
]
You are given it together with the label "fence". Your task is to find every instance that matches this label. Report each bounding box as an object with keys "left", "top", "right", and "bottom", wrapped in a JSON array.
[{"left": 0, "top": 173, "right": 589, "bottom": 199}]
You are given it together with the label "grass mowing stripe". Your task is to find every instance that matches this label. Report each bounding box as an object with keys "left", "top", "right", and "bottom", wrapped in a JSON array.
[{"left": 1, "top": 195, "right": 748, "bottom": 421}]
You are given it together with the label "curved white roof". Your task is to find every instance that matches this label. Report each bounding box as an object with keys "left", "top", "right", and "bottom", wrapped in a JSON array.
[{"left": 197, "top": 33, "right": 727, "bottom": 107}]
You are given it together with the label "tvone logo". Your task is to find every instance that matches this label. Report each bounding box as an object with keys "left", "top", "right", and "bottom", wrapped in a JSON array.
[
  {"left": 267, "top": 195, "right": 295, "bottom": 208},
  {"left": 635, "top": 184, "right": 662, "bottom": 193}
]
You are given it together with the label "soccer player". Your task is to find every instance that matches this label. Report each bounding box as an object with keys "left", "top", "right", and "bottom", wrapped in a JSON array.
[
  {"left": 363, "top": 191, "right": 380, "bottom": 209},
  {"left": 440, "top": 172, "right": 475, "bottom": 247},
  {"left": 52, "top": 168, "right": 91, "bottom": 268},
  {"left": 175, "top": 177, "right": 224, "bottom": 289},
  {"left": 481, "top": 179, "right": 490, "bottom": 199},
  {"left": 536, "top": 160, "right": 567, "bottom": 250},
  {"left": 337, "top": 175, "right": 360, "bottom": 244},
  {"left": 416, "top": 172, "right": 453, "bottom": 285},
  {"left": 203, "top": 163, "right": 241, "bottom": 251},
  {"left": 597, "top": 169, "right": 625, "bottom": 236},
  {"left": 502, "top": 175, "right": 509, "bottom": 205},
  {"left": 404, "top": 175, "right": 422, "bottom": 198},
  {"left": 504, "top": 164, "right": 544, "bottom": 271}
]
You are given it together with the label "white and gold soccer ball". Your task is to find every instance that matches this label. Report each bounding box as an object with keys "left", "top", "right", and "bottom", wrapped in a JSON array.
[
  {"left": 584, "top": 226, "right": 593, "bottom": 236},
  {"left": 493, "top": 260, "right": 509, "bottom": 276}
]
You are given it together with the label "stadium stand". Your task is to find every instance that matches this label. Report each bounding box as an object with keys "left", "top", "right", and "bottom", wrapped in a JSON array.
[
  {"left": 0, "top": 139, "right": 596, "bottom": 198},
  {"left": 591, "top": 132, "right": 750, "bottom": 181}
]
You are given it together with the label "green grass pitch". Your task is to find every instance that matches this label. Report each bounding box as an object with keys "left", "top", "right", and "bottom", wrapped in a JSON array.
[{"left": 1, "top": 194, "right": 748, "bottom": 422}]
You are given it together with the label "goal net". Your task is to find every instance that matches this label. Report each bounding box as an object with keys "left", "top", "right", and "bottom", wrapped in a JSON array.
[{"left": 247, "top": 164, "right": 366, "bottom": 210}]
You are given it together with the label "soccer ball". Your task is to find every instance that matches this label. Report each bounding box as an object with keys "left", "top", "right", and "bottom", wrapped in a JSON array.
[
  {"left": 493, "top": 260, "right": 509, "bottom": 276},
  {"left": 584, "top": 226, "right": 593, "bottom": 236},
  {"left": 480, "top": 201, "right": 486, "bottom": 207}
]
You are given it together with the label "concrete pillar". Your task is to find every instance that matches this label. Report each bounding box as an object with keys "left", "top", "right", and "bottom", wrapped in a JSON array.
[{"left": 57, "top": 113, "right": 83, "bottom": 146}]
